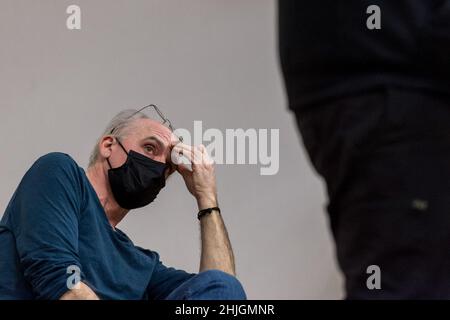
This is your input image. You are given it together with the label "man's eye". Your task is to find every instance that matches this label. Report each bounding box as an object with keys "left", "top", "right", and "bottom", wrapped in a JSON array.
[{"left": 144, "top": 144, "right": 156, "bottom": 153}]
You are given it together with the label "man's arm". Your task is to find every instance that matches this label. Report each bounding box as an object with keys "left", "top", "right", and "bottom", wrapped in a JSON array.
[
  {"left": 11, "top": 153, "right": 94, "bottom": 300},
  {"left": 173, "top": 143, "right": 236, "bottom": 276},
  {"left": 198, "top": 198, "right": 235, "bottom": 276}
]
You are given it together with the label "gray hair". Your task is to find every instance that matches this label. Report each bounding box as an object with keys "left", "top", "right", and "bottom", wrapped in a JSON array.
[{"left": 88, "top": 109, "right": 150, "bottom": 167}]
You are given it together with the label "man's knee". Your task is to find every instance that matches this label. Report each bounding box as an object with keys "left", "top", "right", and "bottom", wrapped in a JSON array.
[{"left": 197, "top": 270, "right": 246, "bottom": 299}]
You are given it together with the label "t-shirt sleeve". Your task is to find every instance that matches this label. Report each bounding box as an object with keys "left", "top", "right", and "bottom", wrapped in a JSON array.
[
  {"left": 10, "top": 153, "right": 86, "bottom": 300},
  {"left": 146, "top": 252, "right": 196, "bottom": 300}
]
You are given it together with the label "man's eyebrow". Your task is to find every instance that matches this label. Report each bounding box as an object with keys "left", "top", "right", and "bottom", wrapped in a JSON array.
[{"left": 143, "top": 136, "right": 167, "bottom": 149}]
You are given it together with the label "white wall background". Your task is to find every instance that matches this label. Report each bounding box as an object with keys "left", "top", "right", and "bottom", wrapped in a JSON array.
[{"left": 0, "top": 0, "right": 343, "bottom": 299}]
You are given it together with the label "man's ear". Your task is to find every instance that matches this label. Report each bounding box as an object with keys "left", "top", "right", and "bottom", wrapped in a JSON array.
[{"left": 99, "top": 136, "right": 115, "bottom": 159}]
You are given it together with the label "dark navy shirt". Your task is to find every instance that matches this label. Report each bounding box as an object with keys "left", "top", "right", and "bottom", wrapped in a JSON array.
[{"left": 0, "top": 152, "right": 194, "bottom": 300}]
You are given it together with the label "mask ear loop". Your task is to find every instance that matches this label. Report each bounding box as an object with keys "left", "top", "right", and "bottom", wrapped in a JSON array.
[{"left": 106, "top": 137, "right": 129, "bottom": 169}]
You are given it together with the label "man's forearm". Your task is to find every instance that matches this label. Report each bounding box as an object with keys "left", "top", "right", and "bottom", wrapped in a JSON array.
[{"left": 198, "top": 200, "right": 235, "bottom": 276}]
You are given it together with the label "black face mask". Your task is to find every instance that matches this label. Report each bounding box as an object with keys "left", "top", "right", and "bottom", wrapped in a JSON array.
[{"left": 107, "top": 139, "right": 167, "bottom": 210}]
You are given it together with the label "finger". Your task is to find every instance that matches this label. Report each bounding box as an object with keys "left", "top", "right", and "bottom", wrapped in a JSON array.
[
  {"left": 170, "top": 144, "right": 194, "bottom": 172},
  {"left": 171, "top": 144, "right": 194, "bottom": 162},
  {"left": 176, "top": 161, "right": 191, "bottom": 174},
  {"left": 192, "top": 145, "right": 211, "bottom": 166},
  {"left": 173, "top": 143, "right": 194, "bottom": 156},
  {"left": 198, "top": 144, "right": 214, "bottom": 165},
  {"left": 169, "top": 132, "right": 182, "bottom": 147},
  {"left": 175, "top": 144, "right": 206, "bottom": 165},
  {"left": 166, "top": 139, "right": 181, "bottom": 164},
  {"left": 171, "top": 144, "right": 209, "bottom": 166}
]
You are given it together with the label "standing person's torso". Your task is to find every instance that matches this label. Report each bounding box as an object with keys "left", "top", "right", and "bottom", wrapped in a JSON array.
[{"left": 279, "top": 0, "right": 450, "bottom": 110}]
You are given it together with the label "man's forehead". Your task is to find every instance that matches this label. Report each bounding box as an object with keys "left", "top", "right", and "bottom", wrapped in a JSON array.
[{"left": 131, "top": 118, "right": 173, "bottom": 144}]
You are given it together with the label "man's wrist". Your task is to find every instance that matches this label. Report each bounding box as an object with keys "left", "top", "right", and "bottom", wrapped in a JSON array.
[{"left": 196, "top": 194, "right": 218, "bottom": 210}]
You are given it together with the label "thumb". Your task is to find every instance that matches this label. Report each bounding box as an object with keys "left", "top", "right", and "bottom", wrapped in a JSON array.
[{"left": 176, "top": 162, "right": 192, "bottom": 176}]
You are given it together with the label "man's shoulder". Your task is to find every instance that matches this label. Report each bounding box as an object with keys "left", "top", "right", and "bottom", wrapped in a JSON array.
[
  {"left": 34, "top": 152, "right": 77, "bottom": 166},
  {"left": 24, "top": 152, "right": 83, "bottom": 185},
  {"left": 32, "top": 152, "right": 80, "bottom": 173}
]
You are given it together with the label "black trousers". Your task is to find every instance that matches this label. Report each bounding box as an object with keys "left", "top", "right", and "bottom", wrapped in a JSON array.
[{"left": 293, "top": 87, "right": 450, "bottom": 299}]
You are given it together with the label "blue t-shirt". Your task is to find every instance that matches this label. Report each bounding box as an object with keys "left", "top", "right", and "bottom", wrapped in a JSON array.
[{"left": 0, "top": 152, "right": 195, "bottom": 300}]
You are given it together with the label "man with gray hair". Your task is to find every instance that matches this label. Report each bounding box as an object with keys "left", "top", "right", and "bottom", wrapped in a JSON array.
[{"left": 0, "top": 105, "right": 246, "bottom": 300}]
